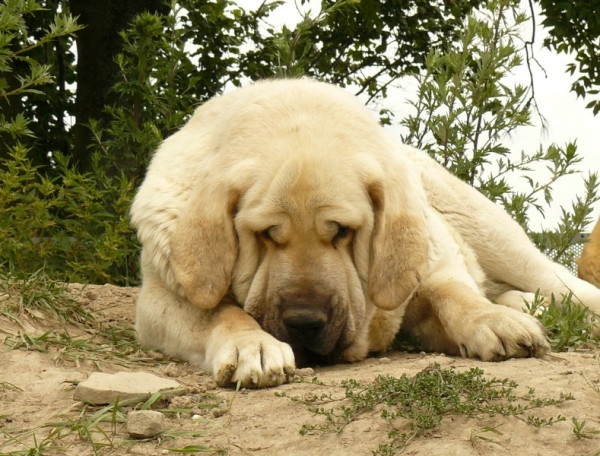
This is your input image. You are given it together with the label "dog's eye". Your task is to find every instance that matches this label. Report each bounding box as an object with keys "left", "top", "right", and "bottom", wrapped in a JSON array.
[
  {"left": 333, "top": 224, "right": 351, "bottom": 244},
  {"left": 259, "top": 226, "right": 278, "bottom": 244},
  {"left": 336, "top": 225, "right": 350, "bottom": 239}
]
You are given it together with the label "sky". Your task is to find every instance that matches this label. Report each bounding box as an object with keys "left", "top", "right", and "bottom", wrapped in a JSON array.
[
  {"left": 239, "top": 0, "right": 600, "bottom": 232},
  {"left": 494, "top": 3, "right": 600, "bottom": 232}
]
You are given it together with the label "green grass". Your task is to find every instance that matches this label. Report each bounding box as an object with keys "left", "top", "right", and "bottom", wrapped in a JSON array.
[
  {"left": 0, "top": 268, "right": 176, "bottom": 370},
  {"left": 2, "top": 325, "right": 173, "bottom": 369},
  {"left": 572, "top": 417, "right": 600, "bottom": 440},
  {"left": 0, "top": 268, "right": 95, "bottom": 328}
]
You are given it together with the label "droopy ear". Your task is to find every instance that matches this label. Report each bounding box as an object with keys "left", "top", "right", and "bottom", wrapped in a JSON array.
[
  {"left": 368, "top": 179, "right": 429, "bottom": 310},
  {"left": 169, "top": 184, "right": 239, "bottom": 309}
]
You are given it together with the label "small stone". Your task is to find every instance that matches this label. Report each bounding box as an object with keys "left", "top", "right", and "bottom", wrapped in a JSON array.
[
  {"left": 168, "top": 395, "right": 194, "bottom": 409},
  {"left": 127, "top": 410, "right": 165, "bottom": 438},
  {"left": 378, "top": 357, "right": 391, "bottom": 364},
  {"left": 212, "top": 408, "right": 226, "bottom": 418},
  {"left": 163, "top": 363, "right": 184, "bottom": 377},
  {"left": 84, "top": 290, "right": 98, "bottom": 301},
  {"left": 295, "top": 367, "right": 315, "bottom": 377},
  {"left": 73, "top": 372, "right": 183, "bottom": 405},
  {"left": 187, "top": 386, "right": 207, "bottom": 394}
]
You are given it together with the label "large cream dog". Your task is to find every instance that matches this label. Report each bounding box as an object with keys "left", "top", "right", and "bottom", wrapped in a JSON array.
[{"left": 131, "top": 79, "right": 600, "bottom": 388}]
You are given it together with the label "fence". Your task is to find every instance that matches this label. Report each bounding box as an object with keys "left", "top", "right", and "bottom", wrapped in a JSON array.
[{"left": 563, "top": 232, "right": 589, "bottom": 275}]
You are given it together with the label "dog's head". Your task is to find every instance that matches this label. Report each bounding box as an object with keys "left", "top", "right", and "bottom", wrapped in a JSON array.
[{"left": 163, "top": 80, "right": 429, "bottom": 363}]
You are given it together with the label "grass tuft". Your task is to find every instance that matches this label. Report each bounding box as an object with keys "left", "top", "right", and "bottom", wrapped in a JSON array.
[
  {"left": 526, "top": 291, "right": 600, "bottom": 351},
  {"left": 0, "top": 268, "right": 95, "bottom": 328}
]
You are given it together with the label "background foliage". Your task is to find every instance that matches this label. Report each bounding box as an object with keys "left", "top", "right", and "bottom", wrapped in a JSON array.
[
  {"left": 539, "top": 0, "right": 600, "bottom": 115},
  {"left": 0, "top": 0, "right": 598, "bottom": 285}
]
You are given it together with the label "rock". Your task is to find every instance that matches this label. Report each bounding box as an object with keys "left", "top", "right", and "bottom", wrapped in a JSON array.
[
  {"left": 378, "top": 357, "right": 391, "bottom": 364},
  {"left": 127, "top": 410, "right": 165, "bottom": 438},
  {"left": 73, "top": 372, "right": 183, "bottom": 405},
  {"left": 84, "top": 290, "right": 98, "bottom": 301},
  {"left": 212, "top": 408, "right": 226, "bottom": 418}
]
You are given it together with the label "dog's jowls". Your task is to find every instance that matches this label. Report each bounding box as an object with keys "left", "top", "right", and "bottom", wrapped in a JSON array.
[{"left": 130, "top": 79, "right": 600, "bottom": 388}]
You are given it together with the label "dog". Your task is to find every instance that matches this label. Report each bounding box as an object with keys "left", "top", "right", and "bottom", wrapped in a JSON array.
[
  {"left": 130, "top": 79, "right": 600, "bottom": 388},
  {"left": 578, "top": 217, "right": 600, "bottom": 287}
]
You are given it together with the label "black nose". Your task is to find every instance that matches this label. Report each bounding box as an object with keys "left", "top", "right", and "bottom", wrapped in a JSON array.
[{"left": 282, "top": 308, "right": 327, "bottom": 341}]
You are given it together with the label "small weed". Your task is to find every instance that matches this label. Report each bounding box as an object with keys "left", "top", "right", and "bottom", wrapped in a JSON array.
[
  {"left": 526, "top": 291, "right": 600, "bottom": 351},
  {"left": 469, "top": 425, "right": 504, "bottom": 445},
  {"left": 526, "top": 414, "right": 566, "bottom": 428},
  {"left": 280, "top": 363, "right": 574, "bottom": 454},
  {"left": 572, "top": 417, "right": 600, "bottom": 439}
]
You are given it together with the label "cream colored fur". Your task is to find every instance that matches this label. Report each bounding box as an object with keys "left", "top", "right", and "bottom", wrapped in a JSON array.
[
  {"left": 578, "top": 218, "right": 600, "bottom": 287},
  {"left": 131, "top": 79, "right": 600, "bottom": 388}
]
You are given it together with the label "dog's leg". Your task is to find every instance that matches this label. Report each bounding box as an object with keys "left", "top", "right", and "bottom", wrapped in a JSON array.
[
  {"left": 404, "top": 278, "right": 551, "bottom": 361},
  {"left": 423, "top": 171, "right": 600, "bottom": 313},
  {"left": 490, "top": 290, "right": 548, "bottom": 313},
  {"left": 401, "top": 208, "right": 551, "bottom": 361},
  {"left": 136, "top": 275, "right": 295, "bottom": 388}
]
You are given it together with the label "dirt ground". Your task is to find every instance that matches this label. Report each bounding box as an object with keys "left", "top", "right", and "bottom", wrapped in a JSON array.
[{"left": 2, "top": 283, "right": 600, "bottom": 455}]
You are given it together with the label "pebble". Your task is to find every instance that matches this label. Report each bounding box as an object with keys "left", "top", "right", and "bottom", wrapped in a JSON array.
[{"left": 127, "top": 410, "right": 165, "bottom": 438}]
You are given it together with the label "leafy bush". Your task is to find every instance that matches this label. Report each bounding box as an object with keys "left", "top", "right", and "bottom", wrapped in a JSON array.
[
  {"left": 0, "top": 1, "right": 139, "bottom": 284},
  {"left": 399, "top": 0, "right": 599, "bottom": 266},
  {"left": 0, "top": 146, "right": 138, "bottom": 284}
]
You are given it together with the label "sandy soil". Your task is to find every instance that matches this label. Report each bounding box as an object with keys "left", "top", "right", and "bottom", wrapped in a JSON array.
[{"left": 2, "top": 283, "right": 600, "bottom": 455}]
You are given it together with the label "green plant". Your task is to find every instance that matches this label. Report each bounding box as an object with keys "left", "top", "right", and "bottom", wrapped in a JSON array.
[
  {"left": 280, "top": 363, "right": 572, "bottom": 454},
  {"left": 0, "top": 0, "right": 81, "bottom": 155},
  {"left": 399, "top": 0, "right": 599, "bottom": 264},
  {"left": 0, "top": 147, "right": 139, "bottom": 285},
  {"left": 469, "top": 424, "right": 504, "bottom": 445},
  {"left": 538, "top": 0, "right": 600, "bottom": 115},
  {"left": 572, "top": 417, "right": 600, "bottom": 440},
  {"left": 0, "top": 2, "right": 140, "bottom": 285},
  {"left": 526, "top": 292, "right": 600, "bottom": 351}
]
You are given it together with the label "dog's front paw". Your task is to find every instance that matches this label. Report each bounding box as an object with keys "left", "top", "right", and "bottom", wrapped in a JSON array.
[
  {"left": 207, "top": 329, "right": 295, "bottom": 388},
  {"left": 457, "top": 307, "right": 550, "bottom": 362}
]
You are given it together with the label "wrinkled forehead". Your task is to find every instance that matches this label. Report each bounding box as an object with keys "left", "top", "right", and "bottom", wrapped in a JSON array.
[{"left": 237, "top": 156, "right": 374, "bottom": 230}]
